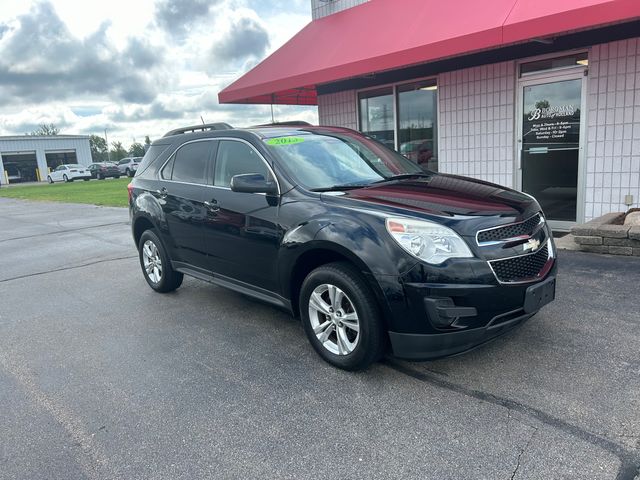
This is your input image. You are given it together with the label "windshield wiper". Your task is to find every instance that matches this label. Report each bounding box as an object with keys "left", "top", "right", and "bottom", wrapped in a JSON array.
[
  {"left": 373, "top": 173, "right": 432, "bottom": 183},
  {"left": 310, "top": 183, "right": 371, "bottom": 192}
]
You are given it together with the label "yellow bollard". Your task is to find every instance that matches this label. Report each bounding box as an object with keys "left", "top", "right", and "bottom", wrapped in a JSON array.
[
  {"left": 4, "top": 170, "right": 8, "bottom": 185},
  {"left": 36, "top": 169, "right": 41, "bottom": 182}
]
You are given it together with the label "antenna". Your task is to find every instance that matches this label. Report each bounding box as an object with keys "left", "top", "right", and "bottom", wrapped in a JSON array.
[{"left": 200, "top": 116, "right": 206, "bottom": 125}]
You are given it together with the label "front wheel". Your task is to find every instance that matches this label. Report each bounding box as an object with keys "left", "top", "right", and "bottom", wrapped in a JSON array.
[
  {"left": 47, "top": 176, "right": 53, "bottom": 184},
  {"left": 300, "top": 262, "right": 385, "bottom": 371},
  {"left": 138, "top": 230, "right": 183, "bottom": 293}
]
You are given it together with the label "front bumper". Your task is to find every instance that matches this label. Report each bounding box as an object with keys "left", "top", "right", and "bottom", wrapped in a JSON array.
[
  {"left": 378, "top": 260, "right": 557, "bottom": 360},
  {"left": 389, "top": 308, "right": 535, "bottom": 360}
]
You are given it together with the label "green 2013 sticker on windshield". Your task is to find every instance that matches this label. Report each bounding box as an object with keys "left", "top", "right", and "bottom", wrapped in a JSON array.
[{"left": 265, "top": 136, "right": 305, "bottom": 146}]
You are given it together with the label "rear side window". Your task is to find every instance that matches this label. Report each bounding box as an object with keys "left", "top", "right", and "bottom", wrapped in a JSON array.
[
  {"left": 169, "top": 141, "right": 212, "bottom": 184},
  {"left": 214, "top": 140, "right": 269, "bottom": 187}
]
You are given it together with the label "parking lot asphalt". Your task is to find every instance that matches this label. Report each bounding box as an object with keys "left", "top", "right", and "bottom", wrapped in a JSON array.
[{"left": 0, "top": 197, "right": 639, "bottom": 480}]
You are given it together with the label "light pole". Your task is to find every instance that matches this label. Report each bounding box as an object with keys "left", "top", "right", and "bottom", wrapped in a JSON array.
[{"left": 105, "top": 129, "right": 111, "bottom": 163}]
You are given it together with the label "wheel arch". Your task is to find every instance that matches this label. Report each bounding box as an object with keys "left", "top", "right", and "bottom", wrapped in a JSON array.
[
  {"left": 287, "top": 241, "right": 391, "bottom": 324},
  {"left": 132, "top": 215, "right": 157, "bottom": 248}
]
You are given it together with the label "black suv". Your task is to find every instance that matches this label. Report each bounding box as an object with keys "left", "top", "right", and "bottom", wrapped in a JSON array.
[{"left": 129, "top": 123, "right": 556, "bottom": 370}]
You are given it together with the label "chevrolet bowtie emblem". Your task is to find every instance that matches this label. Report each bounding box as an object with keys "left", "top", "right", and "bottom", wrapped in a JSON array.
[{"left": 523, "top": 238, "right": 541, "bottom": 252}]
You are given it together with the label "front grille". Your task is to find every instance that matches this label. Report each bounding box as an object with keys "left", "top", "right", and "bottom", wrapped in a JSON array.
[
  {"left": 490, "top": 244, "right": 549, "bottom": 283},
  {"left": 477, "top": 213, "right": 541, "bottom": 244}
]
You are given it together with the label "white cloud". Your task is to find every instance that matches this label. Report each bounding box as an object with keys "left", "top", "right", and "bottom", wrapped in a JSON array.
[{"left": 0, "top": 0, "right": 317, "bottom": 147}]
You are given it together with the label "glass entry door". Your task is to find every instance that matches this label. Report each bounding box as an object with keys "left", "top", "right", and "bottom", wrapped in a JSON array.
[{"left": 519, "top": 74, "right": 584, "bottom": 228}]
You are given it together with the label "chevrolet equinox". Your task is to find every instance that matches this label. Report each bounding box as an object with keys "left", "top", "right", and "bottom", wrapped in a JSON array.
[{"left": 129, "top": 123, "right": 556, "bottom": 370}]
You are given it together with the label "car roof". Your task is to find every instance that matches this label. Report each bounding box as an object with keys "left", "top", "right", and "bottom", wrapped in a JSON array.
[{"left": 154, "top": 125, "right": 356, "bottom": 145}]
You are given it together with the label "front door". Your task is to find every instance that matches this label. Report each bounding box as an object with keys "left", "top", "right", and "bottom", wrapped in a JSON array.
[
  {"left": 518, "top": 71, "right": 586, "bottom": 230},
  {"left": 202, "top": 139, "right": 281, "bottom": 292}
]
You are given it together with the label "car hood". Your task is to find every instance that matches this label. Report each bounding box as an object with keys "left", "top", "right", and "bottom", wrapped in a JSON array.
[{"left": 320, "top": 174, "right": 539, "bottom": 236}]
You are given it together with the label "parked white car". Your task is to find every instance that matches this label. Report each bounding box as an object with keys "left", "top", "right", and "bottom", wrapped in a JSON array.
[
  {"left": 47, "top": 164, "right": 91, "bottom": 183},
  {"left": 117, "top": 157, "right": 142, "bottom": 177}
]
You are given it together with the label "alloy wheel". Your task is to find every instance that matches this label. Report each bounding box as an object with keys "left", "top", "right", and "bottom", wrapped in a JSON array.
[
  {"left": 308, "top": 283, "right": 360, "bottom": 355},
  {"left": 142, "top": 239, "right": 163, "bottom": 283}
]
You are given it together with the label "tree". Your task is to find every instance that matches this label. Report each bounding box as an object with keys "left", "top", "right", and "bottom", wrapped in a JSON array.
[
  {"left": 110, "top": 141, "right": 128, "bottom": 162},
  {"left": 535, "top": 99, "right": 550, "bottom": 110},
  {"left": 90, "top": 135, "right": 109, "bottom": 162},
  {"left": 28, "top": 123, "right": 60, "bottom": 136},
  {"left": 129, "top": 142, "right": 145, "bottom": 157}
]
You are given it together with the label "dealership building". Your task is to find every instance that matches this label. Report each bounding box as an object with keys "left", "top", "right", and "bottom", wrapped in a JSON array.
[
  {"left": 0, "top": 135, "right": 92, "bottom": 185},
  {"left": 220, "top": 0, "right": 640, "bottom": 230}
]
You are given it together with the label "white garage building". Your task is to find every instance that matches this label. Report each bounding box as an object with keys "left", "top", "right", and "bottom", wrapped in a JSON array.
[{"left": 0, "top": 135, "right": 92, "bottom": 184}]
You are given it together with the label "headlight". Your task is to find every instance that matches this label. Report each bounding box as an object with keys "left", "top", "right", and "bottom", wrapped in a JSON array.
[{"left": 385, "top": 217, "right": 473, "bottom": 265}]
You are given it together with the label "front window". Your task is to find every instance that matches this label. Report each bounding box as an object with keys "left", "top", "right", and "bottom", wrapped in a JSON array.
[
  {"left": 214, "top": 140, "right": 269, "bottom": 187},
  {"left": 264, "top": 130, "right": 424, "bottom": 191}
]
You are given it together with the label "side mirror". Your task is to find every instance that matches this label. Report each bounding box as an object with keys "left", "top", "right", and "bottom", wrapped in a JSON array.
[{"left": 230, "top": 173, "right": 278, "bottom": 195}]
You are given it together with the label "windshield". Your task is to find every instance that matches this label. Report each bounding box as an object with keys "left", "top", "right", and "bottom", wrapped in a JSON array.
[{"left": 264, "top": 130, "right": 425, "bottom": 191}]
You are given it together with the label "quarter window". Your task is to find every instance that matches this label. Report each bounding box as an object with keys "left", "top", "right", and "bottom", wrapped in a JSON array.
[
  {"left": 214, "top": 140, "right": 269, "bottom": 187},
  {"left": 170, "top": 141, "right": 211, "bottom": 184}
]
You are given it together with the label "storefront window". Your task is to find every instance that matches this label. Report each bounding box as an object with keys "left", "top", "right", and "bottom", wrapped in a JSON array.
[
  {"left": 398, "top": 81, "right": 438, "bottom": 171},
  {"left": 359, "top": 88, "right": 395, "bottom": 150},
  {"left": 520, "top": 52, "right": 588, "bottom": 76}
]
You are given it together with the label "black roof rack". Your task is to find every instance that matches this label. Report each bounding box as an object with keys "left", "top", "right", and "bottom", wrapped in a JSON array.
[
  {"left": 251, "top": 121, "right": 313, "bottom": 127},
  {"left": 163, "top": 122, "right": 233, "bottom": 138}
]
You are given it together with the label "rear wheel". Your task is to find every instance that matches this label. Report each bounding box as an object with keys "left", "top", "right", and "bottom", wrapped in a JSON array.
[
  {"left": 300, "top": 262, "right": 385, "bottom": 371},
  {"left": 83, "top": 178, "right": 90, "bottom": 181},
  {"left": 97, "top": 173, "right": 104, "bottom": 180},
  {"left": 115, "top": 175, "right": 120, "bottom": 179},
  {"left": 63, "top": 174, "right": 71, "bottom": 182},
  {"left": 126, "top": 168, "right": 132, "bottom": 177},
  {"left": 138, "top": 229, "right": 183, "bottom": 293}
]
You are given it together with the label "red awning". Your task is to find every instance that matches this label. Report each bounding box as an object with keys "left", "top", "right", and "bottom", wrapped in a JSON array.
[{"left": 218, "top": 0, "right": 640, "bottom": 105}]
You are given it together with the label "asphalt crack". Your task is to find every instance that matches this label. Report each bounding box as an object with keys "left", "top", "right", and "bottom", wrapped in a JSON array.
[
  {"left": 384, "top": 359, "right": 640, "bottom": 480},
  {"left": 0, "top": 255, "right": 138, "bottom": 284},
  {"left": 510, "top": 428, "right": 538, "bottom": 480},
  {"left": 0, "top": 221, "right": 129, "bottom": 243}
]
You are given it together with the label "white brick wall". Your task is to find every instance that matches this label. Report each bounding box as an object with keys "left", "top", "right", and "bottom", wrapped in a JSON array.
[
  {"left": 318, "top": 90, "right": 358, "bottom": 130},
  {"left": 585, "top": 38, "right": 640, "bottom": 220},
  {"left": 311, "top": 0, "right": 368, "bottom": 19},
  {"left": 438, "top": 62, "right": 516, "bottom": 188},
  {"left": 316, "top": 39, "right": 640, "bottom": 222}
]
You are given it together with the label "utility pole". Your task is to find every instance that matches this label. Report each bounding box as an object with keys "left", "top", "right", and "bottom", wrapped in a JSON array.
[{"left": 105, "top": 129, "right": 111, "bottom": 163}]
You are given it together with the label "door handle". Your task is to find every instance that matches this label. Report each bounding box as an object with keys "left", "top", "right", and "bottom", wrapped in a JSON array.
[
  {"left": 156, "top": 187, "right": 168, "bottom": 199},
  {"left": 204, "top": 199, "right": 220, "bottom": 212}
]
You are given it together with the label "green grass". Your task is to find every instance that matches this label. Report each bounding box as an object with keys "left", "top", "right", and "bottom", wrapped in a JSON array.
[{"left": 0, "top": 178, "right": 131, "bottom": 207}]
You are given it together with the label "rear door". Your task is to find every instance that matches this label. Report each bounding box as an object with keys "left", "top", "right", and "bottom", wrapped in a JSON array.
[
  {"left": 201, "top": 139, "right": 281, "bottom": 291},
  {"left": 155, "top": 139, "right": 216, "bottom": 268}
]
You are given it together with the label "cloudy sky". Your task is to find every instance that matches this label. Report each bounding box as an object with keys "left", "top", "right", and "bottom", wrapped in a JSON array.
[{"left": 0, "top": 0, "right": 317, "bottom": 145}]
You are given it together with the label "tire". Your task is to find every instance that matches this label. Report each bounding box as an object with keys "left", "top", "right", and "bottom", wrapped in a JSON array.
[
  {"left": 115, "top": 175, "right": 120, "bottom": 179},
  {"left": 138, "top": 229, "right": 183, "bottom": 293},
  {"left": 126, "top": 168, "right": 132, "bottom": 177},
  {"left": 63, "top": 174, "right": 70, "bottom": 182},
  {"left": 83, "top": 178, "right": 90, "bottom": 181},
  {"left": 300, "top": 262, "right": 385, "bottom": 371},
  {"left": 47, "top": 176, "right": 53, "bottom": 184},
  {"left": 97, "top": 173, "right": 104, "bottom": 180}
]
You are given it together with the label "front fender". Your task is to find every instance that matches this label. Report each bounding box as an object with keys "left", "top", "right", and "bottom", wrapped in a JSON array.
[{"left": 314, "top": 214, "right": 417, "bottom": 276}]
